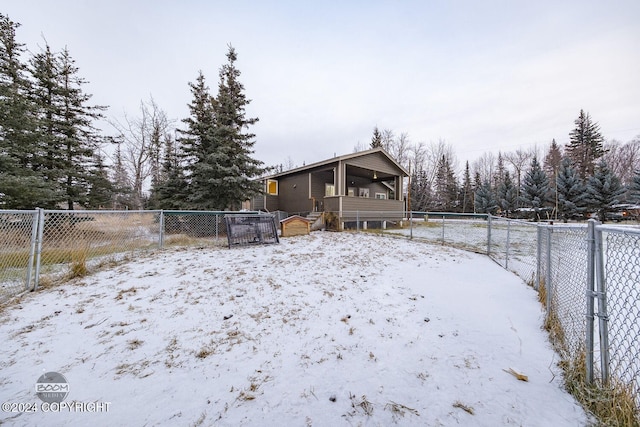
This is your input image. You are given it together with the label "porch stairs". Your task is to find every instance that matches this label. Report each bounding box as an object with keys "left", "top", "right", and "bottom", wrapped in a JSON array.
[{"left": 306, "top": 211, "right": 325, "bottom": 231}]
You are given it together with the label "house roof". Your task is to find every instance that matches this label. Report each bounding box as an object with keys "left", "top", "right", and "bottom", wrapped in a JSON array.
[{"left": 263, "top": 147, "right": 409, "bottom": 180}]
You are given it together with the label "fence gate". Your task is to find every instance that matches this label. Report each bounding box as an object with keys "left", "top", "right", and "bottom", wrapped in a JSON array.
[{"left": 224, "top": 214, "right": 279, "bottom": 248}]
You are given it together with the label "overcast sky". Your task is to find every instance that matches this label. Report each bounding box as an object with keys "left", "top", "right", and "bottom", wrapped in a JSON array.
[{"left": 4, "top": 0, "right": 640, "bottom": 170}]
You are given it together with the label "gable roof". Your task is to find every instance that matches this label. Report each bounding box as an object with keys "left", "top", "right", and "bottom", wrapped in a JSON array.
[{"left": 263, "top": 147, "right": 409, "bottom": 179}]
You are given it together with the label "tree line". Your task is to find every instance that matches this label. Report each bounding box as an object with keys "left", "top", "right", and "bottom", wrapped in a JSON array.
[
  {"left": 368, "top": 112, "right": 640, "bottom": 222},
  {"left": 2, "top": 12, "right": 639, "bottom": 219},
  {"left": 0, "top": 13, "right": 264, "bottom": 211}
]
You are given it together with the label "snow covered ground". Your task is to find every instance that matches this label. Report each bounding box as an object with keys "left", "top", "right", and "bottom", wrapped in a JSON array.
[{"left": 0, "top": 232, "right": 590, "bottom": 426}]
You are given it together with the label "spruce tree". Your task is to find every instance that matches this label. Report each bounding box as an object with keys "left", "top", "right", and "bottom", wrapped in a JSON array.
[
  {"left": 586, "top": 160, "right": 624, "bottom": 222},
  {"left": 0, "top": 13, "right": 56, "bottom": 208},
  {"left": 434, "top": 155, "right": 458, "bottom": 211},
  {"left": 497, "top": 171, "right": 517, "bottom": 217},
  {"left": 210, "top": 45, "right": 265, "bottom": 209},
  {"left": 474, "top": 179, "right": 497, "bottom": 214},
  {"left": 179, "top": 71, "right": 217, "bottom": 208},
  {"left": 370, "top": 126, "right": 382, "bottom": 149},
  {"left": 86, "top": 151, "right": 115, "bottom": 208},
  {"left": 154, "top": 135, "right": 188, "bottom": 209},
  {"left": 30, "top": 44, "right": 106, "bottom": 209},
  {"left": 460, "top": 161, "right": 474, "bottom": 213},
  {"left": 181, "top": 47, "right": 265, "bottom": 210},
  {"left": 556, "top": 157, "right": 586, "bottom": 222},
  {"left": 111, "top": 141, "right": 133, "bottom": 209},
  {"left": 520, "top": 156, "right": 551, "bottom": 221},
  {"left": 566, "top": 110, "right": 605, "bottom": 180},
  {"left": 543, "top": 139, "right": 562, "bottom": 192}
]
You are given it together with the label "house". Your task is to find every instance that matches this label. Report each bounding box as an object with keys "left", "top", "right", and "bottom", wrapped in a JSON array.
[{"left": 247, "top": 148, "right": 409, "bottom": 229}]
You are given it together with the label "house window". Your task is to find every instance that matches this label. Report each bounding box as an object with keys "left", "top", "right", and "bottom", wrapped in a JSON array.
[
  {"left": 267, "top": 179, "right": 278, "bottom": 195},
  {"left": 375, "top": 192, "right": 387, "bottom": 199},
  {"left": 348, "top": 187, "right": 356, "bottom": 197},
  {"left": 358, "top": 188, "right": 369, "bottom": 198},
  {"left": 325, "top": 183, "right": 335, "bottom": 196}
]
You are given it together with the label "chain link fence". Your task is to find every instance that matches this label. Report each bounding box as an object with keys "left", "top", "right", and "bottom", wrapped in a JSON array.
[
  {"left": 539, "top": 225, "right": 590, "bottom": 362},
  {"left": 0, "top": 210, "right": 39, "bottom": 301},
  {"left": 488, "top": 216, "right": 539, "bottom": 286},
  {"left": 0, "top": 209, "right": 265, "bottom": 302},
  {"left": 598, "top": 225, "right": 640, "bottom": 408},
  {"left": 381, "top": 212, "right": 489, "bottom": 253}
]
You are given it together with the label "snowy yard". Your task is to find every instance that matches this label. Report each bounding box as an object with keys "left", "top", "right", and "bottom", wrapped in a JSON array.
[{"left": 0, "top": 232, "right": 590, "bottom": 426}]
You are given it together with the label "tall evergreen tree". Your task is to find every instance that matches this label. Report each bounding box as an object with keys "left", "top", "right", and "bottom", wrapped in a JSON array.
[
  {"left": 181, "top": 46, "right": 265, "bottom": 209},
  {"left": 474, "top": 179, "right": 497, "bottom": 214},
  {"left": 543, "top": 139, "right": 563, "bottom": 192},
  {"left": 497, "top": 170, "right": 518, "bottom": 217},
  {"left": 566, "top": 110, "right": 605, "bottom": 180},
  {"left": 370, "top": 126, "right": 383, "bottom": 149},
  {"left": 460, "top": 161, "right": 474, "bottom": 213},
  {"left": 111, "top": 141, "right": 133, "bottom": 209},
  {"left": 86, "top": 151, "right": 115, "bottom": 208},
  {"left": 520, "top": 156, "right": 551, "bottom": 221},
  {"left": 0, "top": 13, "right": 56, "bottom": 208},
  {"left": 556, "top": 157, "right": 586, "bottom": 222},
  {"left": 433, "top": 154, "right": 458, "bottom": 211},
  {"left": 30, "top": 44, "right": 106, "bottom": 209},
  {"left": 586, "top": 160, "right": 624, "bottom": 222},
  {"left": 152, "top": 134, "right": 188, "bottom": 209}
]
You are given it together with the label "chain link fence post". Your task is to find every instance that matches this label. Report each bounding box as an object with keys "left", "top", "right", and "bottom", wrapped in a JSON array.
[
  {"left": 545, "top": 225, "right": 552, "bottom": 312},
  {"left": 594, "top": 223, "right": 610, "bottom": 384},
  {"left": 33, "top": 208, "right": 45, "bottom": 291},
  {"left": 505, "top": 220, "right": 511, "bottom": 270},
  {"left": 586, "top": 219, "right": 596, "bottom": 384},
  {"left": 25, "top": 209, "right": 40, "bottom": 292},
  {"left": 486, "top": 215, "right": 492, "bottom": 256},
  {"left": 159, "top": 210, "right": 165, "bottom": 249},
  {"left": 535, "top": 225, "right": 542, "bottom": 291}
]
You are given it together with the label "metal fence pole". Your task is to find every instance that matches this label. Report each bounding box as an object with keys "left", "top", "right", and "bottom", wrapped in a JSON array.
[
  {"left": 25, "top": 209, "right": 39, "bottom": 291},
  {"left": 535, "top": 225, "right": 542, "bottom": 291},
  {"left": 487, "top": 215, "right": 492, "bottom": 256},
  {"left": 505, "top": 220, "right": 511, "bottom": 270},
  {"left": 159, "top": 210, "right": 165, "bottom": 249},
  {"left": 594, "top": 223, "right": 610, "bottom": 384},
  {"left": 357, "top": 211, "right": 360, "bottom": 232},
  {"left": 441, "top": 214, "right": 445, "bottom": 244},
  {"left": 411, "top": 211, "right": 415, "bottom": 239},
  {"left": 545, "top": 225, "right": 552, "bottom": 312},
  {"left": 33, "top": 208, "right": 45, "bottom": 291},
  {"left": 585, "top": 219, "right": 596, "bottom": 384}
]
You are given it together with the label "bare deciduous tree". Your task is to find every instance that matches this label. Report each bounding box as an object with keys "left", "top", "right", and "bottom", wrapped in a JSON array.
[{"left": 110, "top": 97, "right": 172, "bottom": 209}]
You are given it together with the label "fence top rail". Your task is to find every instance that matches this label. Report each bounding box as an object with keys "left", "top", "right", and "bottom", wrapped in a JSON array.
[
  {"left": 165, "top": 210, "right": 260, "bottom": 215},
  {"left": 42, "top": 209, "right": 162, "bottom": 214},
  {"left": 0, "top": 209, "right": 38, "bottom": 214},
  {"left": 416, "top": 211, "right": 489, "bottom": 219},
  {"left": 488, "top": 215, "right": 539, "bottom": 226},
  {"left": 596, "top": 224, "right": 640, "bottom": 236},
  {"left": 539, "top": 223, "right": 588, "bottom": 231}
]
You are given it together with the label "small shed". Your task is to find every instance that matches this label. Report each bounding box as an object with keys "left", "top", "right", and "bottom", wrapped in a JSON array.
[{"left": 280, "top": 215, "right": 311, "bottom": 237}]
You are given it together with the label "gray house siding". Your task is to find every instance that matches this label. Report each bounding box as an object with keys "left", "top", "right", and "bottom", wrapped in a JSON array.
[
  {"left": 276, "top": 173, "right": 311, "bottom": 214},
  {"left": 345, "top": 152, "right": 404, "bottom": 176}
]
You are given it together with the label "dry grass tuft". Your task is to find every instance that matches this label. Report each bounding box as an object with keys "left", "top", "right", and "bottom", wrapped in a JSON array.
[
  {"left": 452, "top": 401, "right": 475, "bottom": 415},
  {"left": 68, "top": 248, "right": 88, "bottom": 279},
  {"left": 385, "top": 401, "right": 420, "bottom": 418},
  {"left": 349, "top": 393, "right": 374, "bottom": 416},
  {"left": 560, "top": 354, "right": 639, "bottom": 427},
  {"left": 195, "top": 347, "right": 214, "bottom": 359},
  {"left": 127, "top": 339, "right": 144, "bottom": 350}
]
